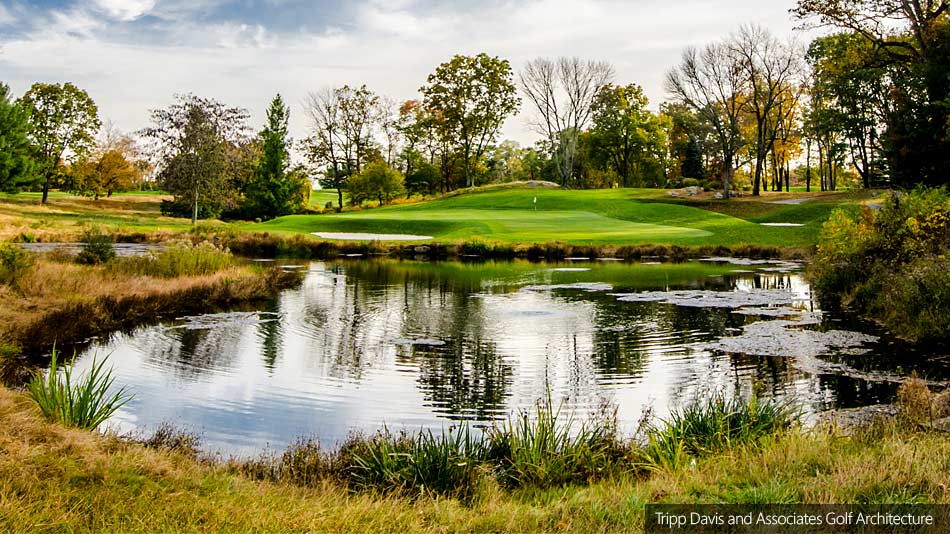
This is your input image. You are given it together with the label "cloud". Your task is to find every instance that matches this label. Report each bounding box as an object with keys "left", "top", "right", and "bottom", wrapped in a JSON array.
[
  {"left": 0, "top": 4, "right": 15, "bottom": 26},
  {"left": 91, "top": 0, "right": 156, "bottom": 21},
  {"left": 0, "top": 0, "right": 807, "bottom": 151}
]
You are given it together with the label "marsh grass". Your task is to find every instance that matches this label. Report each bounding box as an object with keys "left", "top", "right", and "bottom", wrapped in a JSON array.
[
  {"left": 0, "top": 258, "right": 303, "bottom": 356},
  {"left": 27, "top": 347, "right": 132, "bottom": 430},
  {"left": 115, "top": 243, "right": 234, "bottom": 278},
  {"left": 640, "top": 393, "right": 800, "bottom": 471},
  {"left": 486, "top": 399, "right": 628, "bottom": 488}
]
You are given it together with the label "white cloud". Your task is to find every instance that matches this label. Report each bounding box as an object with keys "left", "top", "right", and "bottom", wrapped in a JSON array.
[
  {"left": 0, "top": 4, "right": 15, "bottom": 26},
  {"left": 0, "top": 0, "right": 809, "bottom": 153},
  {"left": 91, "top": 0, "right": 156, "bottom": 22}
]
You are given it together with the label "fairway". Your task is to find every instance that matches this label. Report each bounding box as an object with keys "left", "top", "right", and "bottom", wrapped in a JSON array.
[{"left": 255, "top": 187, "right": 858, "bottom": 247}]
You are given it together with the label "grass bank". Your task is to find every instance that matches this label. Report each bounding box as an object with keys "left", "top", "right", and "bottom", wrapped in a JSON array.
[
  {"left": 1, "top": 382, "right": 949, "bottom": 532},
  {"left": 0, "top": 247, "right": 302, "bottom": 368}
]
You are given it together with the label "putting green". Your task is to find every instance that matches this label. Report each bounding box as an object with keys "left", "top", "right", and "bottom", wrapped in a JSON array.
[{"left": 254, "top": 187, "right": 847, "bottom": 247}]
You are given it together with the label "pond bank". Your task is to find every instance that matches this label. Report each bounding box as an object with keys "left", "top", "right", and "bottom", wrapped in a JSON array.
[
  {"left": 2, "top": 383, "right": 949, "bottom": 532},
  {"left": 0, "top": 258, "right": 302, "bottom": 376}
]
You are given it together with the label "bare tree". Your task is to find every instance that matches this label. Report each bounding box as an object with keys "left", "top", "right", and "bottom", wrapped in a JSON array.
[
  {"left": 520, "top": 57, "right": 613, "bottom": 187},
  {"left": 666, "top": 43, "right": 747, "bottom": 198},
  {"left": 729, "top": 25, "right": 805, "bottom": 195},
  {"left": 302, "top": 88, "right": 346, "bottom": 210}
]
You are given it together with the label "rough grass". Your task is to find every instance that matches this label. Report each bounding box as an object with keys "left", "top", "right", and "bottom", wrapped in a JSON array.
[
  {"left": 2, "top": 384, "right": 950, "bottom": 533},
  {"left": 253, "top": 188, "right": 859, "bottom": 249},
  {"left": 0, "top": 258, "right": 302, "bottom": 358}
]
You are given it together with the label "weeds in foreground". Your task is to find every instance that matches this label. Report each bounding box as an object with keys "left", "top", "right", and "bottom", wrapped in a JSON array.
[
  {"left": 486, "top": 399, "right": 627, "bottom": 488},
  {"left": 27, "top": 346, "right": 133, "bottom": 430},
  {"left": 640, "top": 393, "right": 800, "bottom": 471}
]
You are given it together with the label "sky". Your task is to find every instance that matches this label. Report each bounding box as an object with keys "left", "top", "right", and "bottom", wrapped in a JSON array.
[{"left": 0, "top": 0, "right": 809, "bottom": 150}]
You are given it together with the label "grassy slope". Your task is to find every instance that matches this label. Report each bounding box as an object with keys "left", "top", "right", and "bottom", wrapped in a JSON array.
[
  {"left": 255, "top": 188, "right": 871, "bottom": 248},
  {"left": 0, "top": 192, "right": 198, "bottom": 241},
  {"left": 2, "top": 387, "right": 948, "bottom": 533}
]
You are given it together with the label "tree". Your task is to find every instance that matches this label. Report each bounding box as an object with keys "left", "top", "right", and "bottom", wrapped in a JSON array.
[
  {"left": 141, "top": 94, "right": 250, "bottom": 224},
  {"left": 794, "top": 0, "right": 950, "bottom": 187},
  {"left": 681, "top": 136, "right": 706, "bottom": 180},
  {"left": 0, "top": 83, "right": 36, "bottom": 193},
  {"left": 421, "top": 53, "right": 521, "bottom": 188},
  {"left": 302, "top": 85, "right": 381, "bottom": 210},
  {"left": 666, "top": 42, "right": 748, "bottom": 198},
  {"left": 244, "top": 94, "right": 307, "bottom": 219},
  {"left": 729, "top": 25, "right": 805, "bottom": 196},
  {"left": 520, "top": 57, "right": 614, "bottom": 187},
  {"left": 72, "top": 150, "right": 136, "bottom": 199},
  {"left": 19, "top": 82, "right": 101, "bottom": 203},
  {"left": 590, "top": 83, "right": 670, "bottom": 188},
  {"left": 347, "top": 161, "right": 405, "bottom": 206}
]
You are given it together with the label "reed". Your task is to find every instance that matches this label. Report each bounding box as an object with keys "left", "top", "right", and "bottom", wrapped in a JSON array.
[
  {"left": 26, "top": 346, "right": 133, "bottom": 430},
  {"left": 640, "top": 393, "right": 799, "bottom": 470}
]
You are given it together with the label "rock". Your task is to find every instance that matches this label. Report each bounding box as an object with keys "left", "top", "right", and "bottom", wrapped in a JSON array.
[
  {"left": 925, "top": 417, "right": 950, "bottom": 433},
  {"left": 414, "top": 246, "right": 430, "bottom": 253},
  {"left": 683, "top": 186, "right": 703, "bottom": 196},
  {"left": 713, "top": 192, "right": 724, "bottom": 200}
]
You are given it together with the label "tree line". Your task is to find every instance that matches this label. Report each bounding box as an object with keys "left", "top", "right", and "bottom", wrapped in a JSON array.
[{"left": 1, "top": 0, "right": 947, "bottom": 221}]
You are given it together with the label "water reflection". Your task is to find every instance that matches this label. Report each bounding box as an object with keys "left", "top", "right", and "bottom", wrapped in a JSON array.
[{"left": 67, "top": 259, "right": 948, "bottom": 456}]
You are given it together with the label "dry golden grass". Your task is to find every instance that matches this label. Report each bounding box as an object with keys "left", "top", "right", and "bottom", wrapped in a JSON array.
[
  {"left": 0, "top": 258, "right": 300, "bottom": 356},
  {"left": 2, "top": 382, "right": 950, "bottom": 532}
]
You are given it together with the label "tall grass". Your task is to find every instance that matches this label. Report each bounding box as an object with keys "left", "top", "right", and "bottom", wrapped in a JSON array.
[
  {"left": 27, "top": 346, "right": 133, "bottom": 430},
  {"left": 640, "top": 393, "right": 799, "bottom": 471},
  {"left": 486, "top": 399, "right": 627, "bottom": 488},
  {"left": 115, "top": 243, "right": 234, "bottom": 278}
]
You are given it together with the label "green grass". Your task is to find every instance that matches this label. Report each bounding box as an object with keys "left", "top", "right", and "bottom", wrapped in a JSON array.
[
  {"left": 254, "top": 188, "right": 859, "bottom": 248},
  {"left": 310, "top": 189, "right": 342, "bottom": 209},
  {"left": 26, "top": 347, "right": 133, "bottom": 430}
]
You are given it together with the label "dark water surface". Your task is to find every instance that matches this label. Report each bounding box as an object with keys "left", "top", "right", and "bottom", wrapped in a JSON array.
[{"left": 66, "top": 259, "right": 949, "bottom": 457}]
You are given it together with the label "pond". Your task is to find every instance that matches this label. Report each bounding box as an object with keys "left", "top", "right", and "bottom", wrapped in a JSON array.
[{"left": 65, "top": 258, "right": 949, "bottom": 457}]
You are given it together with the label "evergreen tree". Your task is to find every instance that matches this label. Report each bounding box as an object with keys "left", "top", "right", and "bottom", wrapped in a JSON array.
[
  {"left": 0, "top": 83, "right": 36, "bottom": 193},
  {"left": 245, "top": 94, "right": 308, "bottom": 219},
  {"left": 681, "top": 136, "right": 705, "bottom": 180}
]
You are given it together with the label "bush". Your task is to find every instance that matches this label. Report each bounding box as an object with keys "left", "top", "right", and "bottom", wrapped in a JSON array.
[
  {"left": 0, "top": 242, "right": 33, "bottom": 286},
  {"left": 76, "top": 228, "right": 116, "bottom": 265},
  {"left": 27, "top": 346, "right": 133, "bottom": 430},
  {"left": 682, "top": 178, "right": 700, "bottom": 187},
  {"left": 810, "top": 188, "right": 950, "bottom": 342}
]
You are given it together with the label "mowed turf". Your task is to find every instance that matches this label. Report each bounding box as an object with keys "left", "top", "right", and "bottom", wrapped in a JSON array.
[{"left": 255, "top": 188, "right": 859, "bottom": 247}]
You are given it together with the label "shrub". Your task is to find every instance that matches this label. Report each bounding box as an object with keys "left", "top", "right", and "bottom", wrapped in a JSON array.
[
  {"left": 810, "top": 188, "right": 950, "bottom": 341},
  {"left": 27, "top": 346, "right": 133, "bottom": 430},
  {"left": 682, "top": 178, "right": 701, "bottom": 187},
  {"left": 0, "top": 242, "right": 33, "bottom": 286},
  {"left": 76, "top": 228, "right": 116, "bottom": 265}
]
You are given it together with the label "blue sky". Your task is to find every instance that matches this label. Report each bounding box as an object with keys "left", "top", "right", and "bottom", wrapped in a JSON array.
[{"left": 0, "top": 0, "right": 807, "bottom": 148}]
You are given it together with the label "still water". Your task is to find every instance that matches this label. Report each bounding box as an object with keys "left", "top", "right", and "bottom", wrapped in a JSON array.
[{"left": 68, "top": 259, "right": 946, "bottom": 457}]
